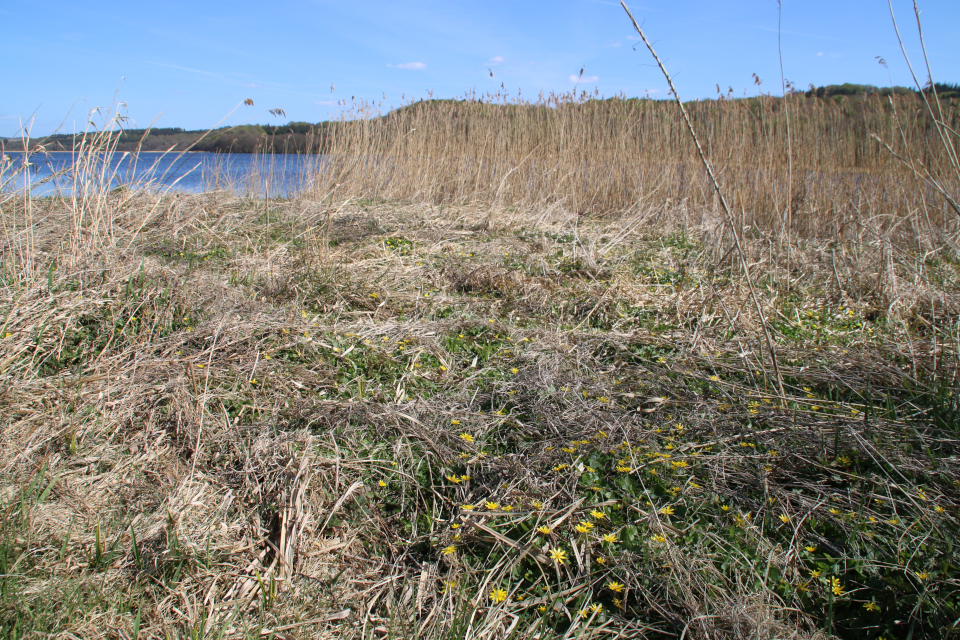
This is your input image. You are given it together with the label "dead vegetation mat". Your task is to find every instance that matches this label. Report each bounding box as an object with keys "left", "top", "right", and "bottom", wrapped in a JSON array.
[{"left": 1, "top": 192, "right": 959, "bottom": 639}]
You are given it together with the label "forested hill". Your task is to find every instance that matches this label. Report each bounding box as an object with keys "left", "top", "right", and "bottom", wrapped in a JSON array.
[{"left": 3, "top": 83, "right": 957, "bottom": 155}]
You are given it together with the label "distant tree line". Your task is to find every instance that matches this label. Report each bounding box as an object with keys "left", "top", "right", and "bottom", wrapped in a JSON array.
[{"left": 804, "top": 82, "right": 960, "bottom": 99}]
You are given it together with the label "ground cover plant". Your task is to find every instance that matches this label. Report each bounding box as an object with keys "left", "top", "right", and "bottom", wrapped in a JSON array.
[{"left": 1, "top": 17, "right": 959, "bottom": 638}]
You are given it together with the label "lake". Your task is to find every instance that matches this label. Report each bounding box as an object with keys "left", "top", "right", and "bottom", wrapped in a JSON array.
[{"left": 1, "top": 151, "right": 328, "bottom": 197}]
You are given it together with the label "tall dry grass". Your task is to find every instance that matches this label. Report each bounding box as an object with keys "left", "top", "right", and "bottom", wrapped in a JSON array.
[{"left": 300, "top": 89, "right": 959, "bottom": 246}]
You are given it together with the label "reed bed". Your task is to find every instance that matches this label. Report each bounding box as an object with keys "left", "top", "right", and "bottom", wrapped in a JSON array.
[{"left": 294, "top": 89, "right": 960, "bottom": 246}]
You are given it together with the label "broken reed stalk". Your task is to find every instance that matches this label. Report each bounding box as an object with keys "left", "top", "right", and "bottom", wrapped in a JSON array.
[
  {"left": 886, "top": 0, "right": 960, "bottom": 219},
  {"left": 620, "top": 0, "right": 786, "bottom": 398}
]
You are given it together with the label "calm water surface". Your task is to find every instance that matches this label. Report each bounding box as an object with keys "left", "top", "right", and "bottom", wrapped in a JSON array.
[{"left": 2, "top": 151, "right": 328, "bottom": 196}]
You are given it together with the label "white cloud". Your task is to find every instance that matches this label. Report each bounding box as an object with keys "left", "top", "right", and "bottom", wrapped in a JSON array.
[
  {"left": 244, "top": 82, "right": 262, "bottom": 88},
  {"left": 488, "top": 55, "right": 504, "bottom": 65},
  {"left": 817, "top": 52, "right": 824, "bottom": 57},
  {"left": 314, "top": 100, "right": 334, "bottom": 106},
  {"left": 388, "top": 62, "right": 427, "bottom": 70},
  {"left": 569, "top": 74, "right": 599, "bottom": 83}
]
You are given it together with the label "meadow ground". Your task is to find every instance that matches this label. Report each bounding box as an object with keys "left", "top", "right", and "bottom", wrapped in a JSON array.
[{"left": 1, "top": 185, "right": 958, "bottom": 639}]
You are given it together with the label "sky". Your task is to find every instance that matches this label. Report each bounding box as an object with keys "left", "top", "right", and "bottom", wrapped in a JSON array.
[{"left": 2, "top": 0, "right": 958, "bottom": 138}]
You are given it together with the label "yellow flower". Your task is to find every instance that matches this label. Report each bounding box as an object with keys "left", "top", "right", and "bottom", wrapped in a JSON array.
[
  {"left": 589, "top": 603, "right": 602, "bottom": 614},
  {"left": 671, "top": 460, "right": 688, "bottom": 469},
  {"left": 779, "top": 514, "right": 791, "bottom": 523},
  {"left": 935, "top": 505, "right": 946, "bottom": 514},
  {"left": 590, "top": 510, "right": 606, "bottom": 520},
  {"left": 612, "top": 597, "right": 623, "bottom": 608},
  {"left": 804, "top": 545, "right": 817, "bottom": 553},
  {"left": 459, "top": 433, "right": 473, "bottom": 442},
  {"left": 537, "top": 526, "right": 552, "bottom": 535},
  {"left": 442, "top": 545, "right": 457, "bottom": 556},
  {"left": 606, "top": 581, "right": 625, "bottom": 593},
  {"left": 510, "top": 368, "right": 518, "bottom": 374},
  {"left": 451, "top": 419, "right": 461, "bottom": 425},
  {"left": 549, "top": 548, "right": 567, "bottom": 564},
  {"left": 915, "top": 571, "right": 930, "bottom": 580},
  {"left": 602, "top": 533, "right": 619, "bottom": 544},
  {"left": 446, "top": 475, "right": 461, "bottom": 484},
  {"left": 831, "top": 577, "right": 845, "bottom": 597},
  {"left": 538, "top": 605, "right": 547, "bottom": 613},
  {"left": 720, "top": 505, "right": 730, "bottom": 512},
  {"left": 595, "top": 556, "right": 607, "bottom": 564},
  {"left": 489, "top": 588, "right": 508, "bottom": 603},
  {"left": 829, "top": 508, "right": 841, "bottom": 516},
  {"left": 650, "top": 535, "right": 666, "bottom": 543},
  {"left": 810, "top": 570, "right": 821, "bottom": 578},
  {"left": 485, "top": 501, "right": 500, "bottom": 510},
  {"left": 530, "top": 500, "right": 543, "bottom": 509},
  {"left": 659, "top": 506, "right": 675, "bottom": 515},
  {"left": 378, "top": 480, "right": 387, "bottom": 487},
  {"left": 462, "top": 504, "right": 475, "bottom": 510},
  {"left": 864, "top": 601, "right": 879, "bottom": 612}
]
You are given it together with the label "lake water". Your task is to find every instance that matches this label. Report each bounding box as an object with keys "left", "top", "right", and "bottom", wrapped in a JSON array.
[{"left": 1, "top": 151, "right": 327, "bottom": 197}]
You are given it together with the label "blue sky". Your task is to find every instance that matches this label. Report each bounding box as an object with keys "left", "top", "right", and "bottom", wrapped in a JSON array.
[{"left": 2, "top": 0, "right": 958, "bottom": 137}]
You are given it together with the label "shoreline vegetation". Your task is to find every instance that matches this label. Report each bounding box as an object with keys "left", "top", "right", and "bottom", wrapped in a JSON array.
[
  {"left": 0, "top": 75, "right": 958, "bottom": 640},
  {"left": 4, "top": 83, "right": 960, "bottom": 156}
]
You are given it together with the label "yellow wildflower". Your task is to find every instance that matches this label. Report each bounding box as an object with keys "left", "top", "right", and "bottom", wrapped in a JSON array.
[
  {"left": 442, "top": 545, "right": 456, "bottom": 556},
  {"left": 831, "top": 577, "right": 845, "bottom": 597},
  {"left": 489, "top": 588, "right": 508, "bottom": 603},
  {"left": 549, "top": 547, "right": 567, "bottom": 564},
  {"left": 606, "top": 581, "right": 625, "bottom": 593}
]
